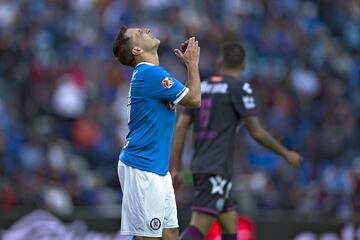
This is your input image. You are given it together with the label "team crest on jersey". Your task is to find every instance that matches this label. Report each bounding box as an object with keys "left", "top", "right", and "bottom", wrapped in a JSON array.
[
  {"left": 150, "top": 218, "right": 161, "bottom": 230},
  {"left": 162, "top": 77, "right": 174, "bottom": 88}
]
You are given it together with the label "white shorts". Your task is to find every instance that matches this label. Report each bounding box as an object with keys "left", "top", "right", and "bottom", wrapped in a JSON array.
[{"left": 118, "top": 161, "right": 178, "bottom": 238}]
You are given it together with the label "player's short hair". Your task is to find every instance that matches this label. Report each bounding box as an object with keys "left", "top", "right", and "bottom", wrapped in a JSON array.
[
  {"left": 113, "top": 26, "right": 135, "bottom": 67},
  {"left": 221, "top": 42, "right": 245, "bottom": 69}
]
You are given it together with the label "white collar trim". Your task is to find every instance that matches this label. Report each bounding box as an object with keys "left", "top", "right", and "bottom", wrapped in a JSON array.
[{"left": 135, "top": 62, "right": 155, "bottom": 67}]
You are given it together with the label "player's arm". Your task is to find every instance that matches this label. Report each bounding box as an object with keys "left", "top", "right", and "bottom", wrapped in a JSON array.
[
  {"left": 171, "top": 114, "right": 193, "bottom": 188},
  {"left": 171, "top": 114, "right": 193, "bottom": 172},
  {"left": 174, "top": 37, "right": 201, "bottom": 108},
  {"left": 230, "top": 82, "right": 302, "bottom": 167},
  {"left": 243, "top": 116, "right": 303, "bottom": 167}
]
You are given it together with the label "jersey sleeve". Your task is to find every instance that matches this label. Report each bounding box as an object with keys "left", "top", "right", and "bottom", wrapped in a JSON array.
[
  {"left": 230, "top": 82, "right": 257, "bottom": 117},
  {"left": 143, "top": 66, "right": 189, "bottom": 104}
]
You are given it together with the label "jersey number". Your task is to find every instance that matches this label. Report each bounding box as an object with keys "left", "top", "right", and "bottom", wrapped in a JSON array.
[{"left": 199, "top": 98, "right": 212, "bottom": 128}]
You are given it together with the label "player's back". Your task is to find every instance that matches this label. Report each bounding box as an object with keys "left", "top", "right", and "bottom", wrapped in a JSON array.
[{"left": 185, "top": 75, "right": 257, "bottom": 175}]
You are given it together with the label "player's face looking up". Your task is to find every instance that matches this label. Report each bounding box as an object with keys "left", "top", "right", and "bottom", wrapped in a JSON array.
[
  {"left": 125, "top": 28, "right": 160, "bottom": 54},
  {"left": 113, "top": 26, "right": 160, "bottom": 67}
]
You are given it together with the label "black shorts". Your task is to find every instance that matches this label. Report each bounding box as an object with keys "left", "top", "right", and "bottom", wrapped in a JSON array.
[{"left": 191, "top": 173, "right": 236, "bottom": 216}]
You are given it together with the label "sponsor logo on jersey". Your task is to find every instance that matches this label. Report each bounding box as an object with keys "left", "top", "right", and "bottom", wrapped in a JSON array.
[
  {"left": 242, "top": 96, "right": 256, "bottom": 109},
  {"left": 243, "top": 82, "right": 253, "bottom": 94},
  {"left": 201, "top": 81, "right": 228, "bottom": 94},
  {"left": 150, "top": 218, "right": 161, "bottom": 230},
  {"left": 162, "top": 77, "right": 174, "bottom": 88}
]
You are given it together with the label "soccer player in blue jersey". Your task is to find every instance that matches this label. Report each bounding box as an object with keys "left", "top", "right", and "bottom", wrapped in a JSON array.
[
  {"left": 171, "top": 42, "right": 303, "bottom": 240},
  {"left": 112, "top": 26, "right": 201, "bottom": 240}
]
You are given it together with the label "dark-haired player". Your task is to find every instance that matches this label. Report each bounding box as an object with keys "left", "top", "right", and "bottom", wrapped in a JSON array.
[
  {"left": 171, "top": 42, "right": 303, "bottom": 240},
  {"left": 113, "top": 26, "right": 201, "bottom": 240}
]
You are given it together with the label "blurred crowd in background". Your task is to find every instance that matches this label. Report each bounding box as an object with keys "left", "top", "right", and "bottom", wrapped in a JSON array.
[{"left": 0, "top": 0, "right": 359, "bottom": 221}]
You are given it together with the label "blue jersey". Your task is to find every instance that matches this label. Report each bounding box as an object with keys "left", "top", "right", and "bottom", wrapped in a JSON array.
[{"left": 119, "top": 62, "right": 188, "bottom": 176}]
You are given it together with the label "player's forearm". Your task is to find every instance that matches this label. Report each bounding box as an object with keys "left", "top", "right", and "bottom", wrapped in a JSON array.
[
  {"left": 171, "top": 143, "right": 184, "bottom": 171},
  {"left": 251, "top": 128, "right": 289, "bottom": 158},
  {"left": 171, "top": 125, "right": 187, "bottom": 171},
  {"left": 185, "top": 65, "right": 201, "bottom": 107}
]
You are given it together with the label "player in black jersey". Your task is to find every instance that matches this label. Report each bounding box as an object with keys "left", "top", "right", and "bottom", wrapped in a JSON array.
[{"left": 171, "top": 42, "right": 303, "bottom": 240}]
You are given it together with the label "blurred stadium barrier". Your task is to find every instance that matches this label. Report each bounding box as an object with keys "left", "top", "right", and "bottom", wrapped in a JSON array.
[
  {"left": 0, "top": 209, "right": 129, "bottom": 240},
  {"left": 1, "top": 208, "right": 358, "bottom": 240}
]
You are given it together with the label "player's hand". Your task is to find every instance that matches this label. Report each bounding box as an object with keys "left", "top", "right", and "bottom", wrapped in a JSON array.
[
  {"left": 171, "top": 169, "right": 183, "bottom": 190},
  {"left": 174, "top": 39, "right": 190, "bottom": 61},
  {"left": 179, "top": 40, "right": 189, "bottom": 54},
  {"left": 174, "top": 37, "right": 200, "bottom": 67},
  {"left": 285, "top": 150, "right": 303, "bottom": 168}
]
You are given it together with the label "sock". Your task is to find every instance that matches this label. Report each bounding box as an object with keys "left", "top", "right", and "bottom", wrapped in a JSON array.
[
  {"left": 222, "top": 234, "right": 237, "bottom": 240},
  {"left": 180, "top": 225, "right": 204, "bottom": 240}
]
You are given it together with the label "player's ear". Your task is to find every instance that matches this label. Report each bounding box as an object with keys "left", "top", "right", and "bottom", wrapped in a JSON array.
[{"left": 132, "top": 46, "right": 143, "bottom": 56}]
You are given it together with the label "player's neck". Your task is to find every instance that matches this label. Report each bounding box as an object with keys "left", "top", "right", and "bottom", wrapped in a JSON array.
[
  {"left": 220, "top": 68, "right": 241, "bottom": 79},
  {"left": 135, "top": 51, "right": 159, "bottom": 66}
]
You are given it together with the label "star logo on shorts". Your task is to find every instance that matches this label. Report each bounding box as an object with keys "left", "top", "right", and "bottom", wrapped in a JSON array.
[{"left": 150, "top": 218, "right": 161, "bottom": 230}]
